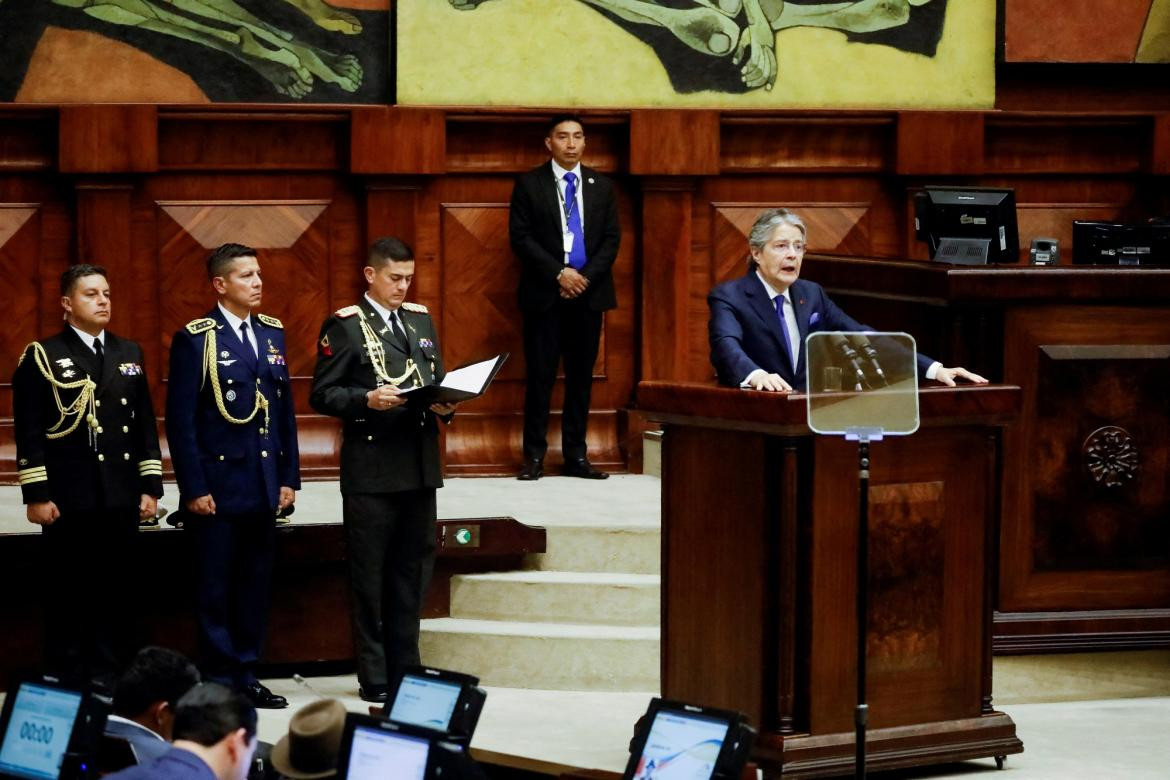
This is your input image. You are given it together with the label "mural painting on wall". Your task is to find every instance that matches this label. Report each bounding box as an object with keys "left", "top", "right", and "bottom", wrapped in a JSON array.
[
  {"left": 398, "top": 0, "right": 995, "bottom": 108},
  {"left": 0, "top": 0, "right": 390, "bottom": 102},
  {"left": 1004, "top": 0, "right": 1170, "bottom": 63}
]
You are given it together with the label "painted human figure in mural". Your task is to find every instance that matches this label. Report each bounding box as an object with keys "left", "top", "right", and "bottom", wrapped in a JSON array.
[
  {"left": 450, "top": 0, "right": 937, "bottom": 91},
  {"left": 49, "top": 0, "right": 364, "bottom": 97}
]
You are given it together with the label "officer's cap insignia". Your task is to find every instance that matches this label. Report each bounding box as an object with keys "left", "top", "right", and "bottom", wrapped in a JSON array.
[
  {"left": 402, "top": 302, "right": 429, "bottom": 314},
  {"left": 257, "top": 313, "right": 283, "bottom": 329},
  {"left": 185, "top": 317, "right": 217, "bottom": 335},
  {"left": 335, "top": 305, "right": 361, "bottom": 318}
]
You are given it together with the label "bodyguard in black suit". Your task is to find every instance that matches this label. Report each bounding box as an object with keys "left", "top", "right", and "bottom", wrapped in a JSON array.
[
  {"left": 709, "top": 208, "right": 988, "bottom": 392},
  {"left": 166, "top": 244, "right": 299, "bottom": 709},
  {"left": 309, "top": 237, "right": 457, "bottom": 703},
  {"left": 12, "top": 264, "right": 163, "bottom": 685},
  {"left": 510, "top": 114, "right": 621, "bottom": 480}
]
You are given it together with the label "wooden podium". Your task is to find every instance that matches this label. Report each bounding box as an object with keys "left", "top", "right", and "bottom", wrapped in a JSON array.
[{"left": 638, "top": 381, "right": 1024, "bottom": 777}]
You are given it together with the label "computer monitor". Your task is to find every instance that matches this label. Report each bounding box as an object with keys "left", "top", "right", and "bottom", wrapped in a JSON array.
[
  {"left": 623, "top": 699, "right": 754, "bottom": 780},
  {"left": 0, "top": 677, "right": 107, "bottom": 780},
  {"left": 335, "top": 715, "right": 481, "bottom": 780},
  {"left": 1072, "top": 220, "right": 1170, "bottom": 265},
  {"left": 387, "top": 667, "right": 485, "bottom": 742},
  {"left": 914, "top": 187, "right": 1020, "bottom": 265}
]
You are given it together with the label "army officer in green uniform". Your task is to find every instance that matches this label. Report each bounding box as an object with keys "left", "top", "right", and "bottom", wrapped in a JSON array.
[{"left": 309, "top": 237, "right": 456, "bottom": 704}]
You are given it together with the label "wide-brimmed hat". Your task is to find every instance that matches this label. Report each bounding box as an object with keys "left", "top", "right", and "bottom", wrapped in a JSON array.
[{"left": 270, "top": 698, "right": 347, "bottom": 779}]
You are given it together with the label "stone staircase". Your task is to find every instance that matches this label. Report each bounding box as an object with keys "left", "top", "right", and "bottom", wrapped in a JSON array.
[{"left": 420, "top": 523, "right": 661, "bottom": 691}]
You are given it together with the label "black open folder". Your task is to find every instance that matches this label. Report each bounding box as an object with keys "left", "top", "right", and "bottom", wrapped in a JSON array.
[{"left": 400, "top": 353, "right": 508, "bottom": 405}]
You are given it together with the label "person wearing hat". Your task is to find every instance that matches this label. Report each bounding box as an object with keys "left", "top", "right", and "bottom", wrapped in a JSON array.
[{"left": 270, "top": 698, "right": 347, "bottom": 779}]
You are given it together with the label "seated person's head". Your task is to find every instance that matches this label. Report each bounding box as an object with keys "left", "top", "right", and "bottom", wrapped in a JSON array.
[
  {"left": 172, "top": 683, "right": 259, "bottom": 780},
  {"left": 270, "top": 698, "right": 347, "bottom": 779},
  {"left": 112, "top": 646, "right": 201, "bottom": 741}
]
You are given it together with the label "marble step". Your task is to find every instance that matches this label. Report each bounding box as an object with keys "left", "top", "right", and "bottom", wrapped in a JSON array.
[
  {"left": 526, "top": 525, "right": 660, "bottom": 575},
  {"left": 420, "top": 618, "right": 659, "bottom": 692},
  {"left": 450, "top": 571, "right": 660, "bottom": 626}
]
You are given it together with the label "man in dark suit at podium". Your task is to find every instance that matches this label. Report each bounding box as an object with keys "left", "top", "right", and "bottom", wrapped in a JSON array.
[
  {"left": 709, "top": 208, "right": 987, "bottom": 391},
  {"left": 510, "top": 114, "right": 621, "bottom": 480}
]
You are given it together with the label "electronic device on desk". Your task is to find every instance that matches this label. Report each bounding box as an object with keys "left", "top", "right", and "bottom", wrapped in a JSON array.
[
  {"left": 335, "top": 714, "right": 485, "bottom": 780},
  {"left": 1029, "top": 238, "right": 1059, "bottom": 266},
  {"left": 386, "top": 666, "right": 486, "bottom": 745},
  {"left": 914, "top": 186, "right": 1020, "bottom": 265},
  {"left": 0, "top": 675, "right": 110, "bottom": 780},
  {"left": 623, "top": 698, "right": 755, "bottom": 780},
  {"left": 1072, "top": 220, "right": 1170, "bottom": 266}
]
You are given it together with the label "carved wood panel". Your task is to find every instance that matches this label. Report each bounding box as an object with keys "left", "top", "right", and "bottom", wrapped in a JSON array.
[
  {"left": 0, "top": 204, "right": 41, "bottom": 417},
  {"left": 1001, "top": 306, "right": 1170, "bottom": 612}
]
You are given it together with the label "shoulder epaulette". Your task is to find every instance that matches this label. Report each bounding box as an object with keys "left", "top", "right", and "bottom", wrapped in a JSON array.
[
  {"left": 185, "top": 318, "right": 217, "bottom": 335},
  {"left": 335, "top": 305, "right": 362, "bottom": 318},
  {"left": 16, "top": 341, "right": 38, "bottom": 367},
  {"left": 401, "top": 302, "right": 429, "bottom": 314},
  {"left": 256, "top": 313, "right": 283, "bottom": 329}
]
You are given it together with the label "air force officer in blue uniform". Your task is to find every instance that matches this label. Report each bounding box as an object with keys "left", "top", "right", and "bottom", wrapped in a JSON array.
[
  {"left": 166, "top": 243, "right": 299, "bottom": 709},
  {"left": 709, "top": 208, "right": 987, "bottom": 392}
]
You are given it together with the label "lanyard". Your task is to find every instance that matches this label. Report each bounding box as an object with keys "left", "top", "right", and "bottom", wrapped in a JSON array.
[{"left": 556, "top": 176, "right": 579, "bottom": 221}]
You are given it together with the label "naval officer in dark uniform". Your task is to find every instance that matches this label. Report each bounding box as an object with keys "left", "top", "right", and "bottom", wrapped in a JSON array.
[
  {"left": 165, "top": 243, "right": 299, "bottom": 709},
  {"left": 13, "top": 264, "right": 164, "bottom": 685},
  {"left": 309, "top": 237, "right": 456, "bottom": 703}
]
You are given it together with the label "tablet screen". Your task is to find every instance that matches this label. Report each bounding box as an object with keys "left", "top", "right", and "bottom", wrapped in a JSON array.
[
  {"left": 630, "top": 709, "right": 729, "bottom": 780},
  {"left": 0, "top": 684, "right": 83, "bottom": 780},
  {"left": 388, "top": 676, "right": 462, "bottom": 731},
  {"left": 343, "top": 725, "right": 429, "bottom": 780}
]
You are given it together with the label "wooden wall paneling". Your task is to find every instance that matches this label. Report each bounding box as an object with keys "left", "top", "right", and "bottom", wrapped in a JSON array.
[
  {"left": 984, "top": 116, "right": 1147, "bottom": 174},
  {"left": 59, "top": 105, "right": 157, "bottom": 174},
  {"left": 0, "top": 110, "right": 56, "bottom": 171},
  {"left": 896, "top": 112, "right": 985, "bottom": 176},
  {"left": 76, "top": 183, "right": 150, "bottom": 348},
  {"left": 445, "top": 113, "right": 628, "bottom": 174},
  {"left": 721, "top": 115, "right": 894, "bottom": 173},
  {"left": 1154, "top": 115, "right": 1170, "bottom": 175},
  {"left": 157, "top": 111, "right": 345, "bottom": 171},
  {"left": 999, "top": 306, "right": 1170, "bottom": 617},
  {"left": 641, "top": 179, "right": 696, "bottom": 381},
  {"left": 0, "top": 204, "right": 44, "bottom": 438},
  {"left": 629, "top": 110, "right": 719, "bottom": 176},
  {"left": 351, "top": 107, "right": 446, "bottom": 175}
]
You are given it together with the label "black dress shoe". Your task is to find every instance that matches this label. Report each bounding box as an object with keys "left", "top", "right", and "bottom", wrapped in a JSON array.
[
  {"left": 359, "top": 685, "right": 389, "bottom": 704},
  {"left": 563, "top": 458, "right": 609, "bottom": 479},
  {"left": 517, "top": 459, "right": 544, "bottom": 481},
  {"left": 242, "top": 681, "right": 288, "bottom": 709}
]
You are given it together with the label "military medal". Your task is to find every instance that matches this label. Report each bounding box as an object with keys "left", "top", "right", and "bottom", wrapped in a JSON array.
[
  {"left": 220, "top": 350, "right": 230, "bottom": 358},
  {"left": 225, "top": 389, "right": 237, "bottom": 402}
]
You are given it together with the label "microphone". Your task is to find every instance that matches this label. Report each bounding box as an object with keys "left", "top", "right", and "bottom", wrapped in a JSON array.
[
  {"left": 827, "top": 334, "right": 869, "bottom": 390},
  {"left": 847, "top": 334, "right": 889, "bottom": 387}
]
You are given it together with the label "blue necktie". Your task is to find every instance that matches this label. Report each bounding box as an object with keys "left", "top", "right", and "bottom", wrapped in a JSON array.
[
  {"left": 563, "top": 172, "right": 587, "bottom": 270},
  {"left": 775, "top": 296, "right": 795, "bottom": 369},
  {"left": 239, "top": 322, "right": 257, "bottom": 367}
]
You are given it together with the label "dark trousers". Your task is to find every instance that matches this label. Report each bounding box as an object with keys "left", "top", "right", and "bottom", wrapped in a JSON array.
[
  {"left": 41, "top": 508, "right": 139, "bottom": 685},
  {"left": 343, "top": 490, "right": 437, "bottom": 689},
  {"left": 189, "top": 510, "right": 275, "bottom": 688},
  {"left": 522, "top": 299, "right": 603, "bottom": 462}
]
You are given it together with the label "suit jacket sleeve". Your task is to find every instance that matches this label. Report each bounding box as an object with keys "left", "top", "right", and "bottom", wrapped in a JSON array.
[
  {"left": 580, "top": 178, "right": 621, "bottom": 284},
  {"left": 165, "top": 330, "right": 209, "bottom": 500},
  {"left": 509, "top": 174, "right": 564, "bottom": 284},
  {"left": 132, "top": 344, "right": 164, "bottom": 499},
  {"left": 13, "top": 345, "right": 51, "bottom": 505},
  {"left": 708, "top": 287, "right": 763, "bottom": 386}
]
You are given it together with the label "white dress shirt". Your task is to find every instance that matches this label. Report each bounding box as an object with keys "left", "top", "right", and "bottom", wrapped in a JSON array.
[{"left": 217, "top": 303, "right": 258, "bottom": 356}]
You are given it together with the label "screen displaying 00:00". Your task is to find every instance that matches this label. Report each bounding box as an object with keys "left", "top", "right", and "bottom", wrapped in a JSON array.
[{"left": 0, "top": 684, "right": 82, "bottom": 780}]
